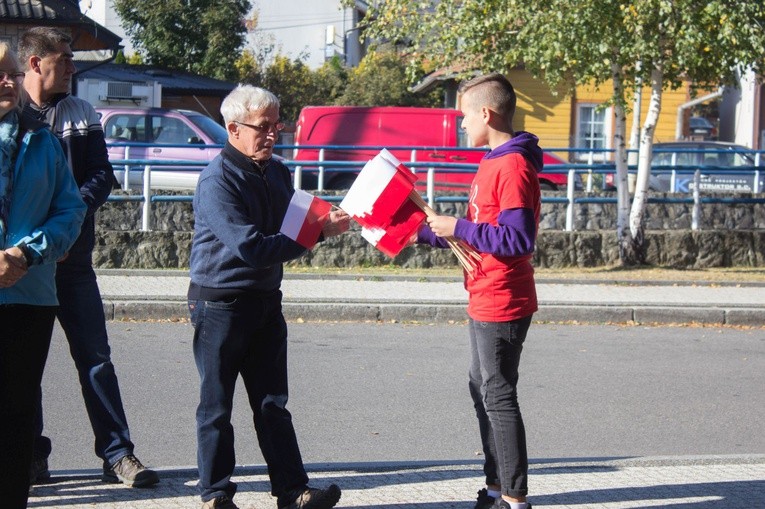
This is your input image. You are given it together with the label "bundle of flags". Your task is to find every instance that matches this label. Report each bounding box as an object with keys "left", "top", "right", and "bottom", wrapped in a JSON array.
[
  {"left": 340, "top": 149, "right": 426, "bottom": 257},
  {"left": 340, "top": 149, "right": 481, "bottom": 274}
]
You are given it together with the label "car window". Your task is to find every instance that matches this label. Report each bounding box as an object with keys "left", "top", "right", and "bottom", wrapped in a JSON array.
[
  {"left": 456, "top": 115, "right": 469, "bottom": 148},
  {"left": 703, "top": 152, "right": 723, "bottom": 167},
  {"left": 690, "top": 117, "right": 712, "bottom": 129},
  {"left": 188, "top": 114, "right": 228, "bottom": 145},
  {"left": 729, "top": 151, "right": 754, "bottom": 167},
  {"left": 654, "top": 150, "right": 692, "bottom": 166},
  {"left": 103, "top": 114, "right": 148, "bottom": 142},
  {"left": 151, "top": 116, "right": 197, "bottom": 145}
]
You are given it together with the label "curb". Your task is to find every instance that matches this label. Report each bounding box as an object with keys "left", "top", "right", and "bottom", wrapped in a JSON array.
[{"left": 101, "top": 299, "right": 765, "bottom": 326}]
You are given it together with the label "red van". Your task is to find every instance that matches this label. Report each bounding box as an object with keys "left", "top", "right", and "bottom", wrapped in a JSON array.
[{"left": 292, "top": 106, "right": 570, "bottom": 191}]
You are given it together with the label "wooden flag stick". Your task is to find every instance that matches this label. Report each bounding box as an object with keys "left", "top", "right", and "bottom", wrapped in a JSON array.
[{"left": 408, "top": 190, "right": 482, "bottom": 276}]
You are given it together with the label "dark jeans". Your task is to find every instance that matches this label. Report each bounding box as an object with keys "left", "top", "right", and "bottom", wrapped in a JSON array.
[
  {"left": 189, "top": 291, "right": 309, "bottom": 504},
  {"left": 33, "top": 263, "right": 134, "bottom": 467},
  {"left": 468, "top": 315, "right": 532, "bottom": 499},
  {"left": 0, "top": 305, "right": 56, "bottom": 509}
]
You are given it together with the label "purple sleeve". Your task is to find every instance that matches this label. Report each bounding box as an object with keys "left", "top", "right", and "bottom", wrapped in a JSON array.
[
  {"left": 453, "top": 208, "right": 536, "bottom": 257},
  {"left": 417, "top": 224, "right": 450, "bottom": 249}
]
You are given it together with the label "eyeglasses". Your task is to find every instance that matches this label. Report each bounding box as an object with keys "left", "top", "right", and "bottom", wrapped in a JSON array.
[
  {"left": 235, "top": 120, "right": 285, "bottom": 134},
  {"left": 0, "top": 71, "right": 25, "bottom": 83}
]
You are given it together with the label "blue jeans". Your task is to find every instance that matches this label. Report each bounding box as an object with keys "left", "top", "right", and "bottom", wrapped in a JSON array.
[
  {"left": 189, "top": 291, "right": 309, "bottom": 504},
  {"left": 33, "top": 263, "right": 134, "bottom": 467},
  {"left": 468, "top": 315, "right": 532, "bottom": 499},
  {"left": 0, "top": 305, "right": 56, "bottom": 509}
]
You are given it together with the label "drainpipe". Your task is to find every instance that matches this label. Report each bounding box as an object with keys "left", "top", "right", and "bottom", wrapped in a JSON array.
[
  {"left": 675, "top": 89, "right": 723, "bottom": 140},
  {"left": 71, "top": 46, "right": 122, "bottom": 96}
]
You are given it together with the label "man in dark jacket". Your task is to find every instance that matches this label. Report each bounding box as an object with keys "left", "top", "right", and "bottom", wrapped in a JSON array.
[
  {"left": 19, "top": 27, "right": 158, "bottom": 488},
  {"left": 188, "top": 84, "right": 349, "bottom": 509}
]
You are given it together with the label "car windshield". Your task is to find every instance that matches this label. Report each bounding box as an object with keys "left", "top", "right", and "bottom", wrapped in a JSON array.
[
  {"left": 188, "top": 114, "right": 228, "bottom": 145},
  {"left": 689, "top": 118, "right": 712, "bottom": 128},
  {"left": 654, "top": 144, "right": 754, "bottom": 167}
]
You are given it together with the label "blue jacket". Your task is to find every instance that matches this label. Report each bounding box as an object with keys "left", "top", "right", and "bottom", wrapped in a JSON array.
[
  {"left": 0, "top": 114, "right": 86, "bottom": 306},
  {"left": 188, "top": 143, "right": 306, "bottom": 298}
]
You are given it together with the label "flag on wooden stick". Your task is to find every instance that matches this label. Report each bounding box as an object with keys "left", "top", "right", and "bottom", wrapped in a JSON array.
[
  {"left": 340, "top": 149, "right": 482, "bottom": 275},
  {"left": 280, "top": 188, "right": 332, "bottom": 249}
]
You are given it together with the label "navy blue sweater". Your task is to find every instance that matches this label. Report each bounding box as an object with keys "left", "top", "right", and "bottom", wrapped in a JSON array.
[{"left": 188, "top": 143, "right": 306, "bottom": 299}]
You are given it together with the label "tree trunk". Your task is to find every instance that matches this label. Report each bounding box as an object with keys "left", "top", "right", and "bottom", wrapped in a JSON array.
[
  {"left": 628, "top": 64, "right": 664, "bottom": 264},
  {"left": 611, "top": 64, "right": 632, "bottom": 264}
]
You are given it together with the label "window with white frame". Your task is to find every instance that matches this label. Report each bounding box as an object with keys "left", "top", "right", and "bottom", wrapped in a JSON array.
[{"left": 575, "top": 104, "right": 612, "bottom": 161}]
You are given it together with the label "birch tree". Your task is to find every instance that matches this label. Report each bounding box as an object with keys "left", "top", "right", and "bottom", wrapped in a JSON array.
[{"left": 351, "top": 0, "right": 765, "bottom": 264}]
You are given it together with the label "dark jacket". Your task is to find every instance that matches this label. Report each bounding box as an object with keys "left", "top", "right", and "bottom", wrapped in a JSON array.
[
  {"left": 23, "top": 93, "right": 114, "bottom": 266},
  {"left": 188, "top": 142, "right": 306, "bottom": 300}
]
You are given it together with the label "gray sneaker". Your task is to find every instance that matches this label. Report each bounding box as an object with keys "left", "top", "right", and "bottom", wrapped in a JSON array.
[
  {"left": 102, "top": 454, "right": 159, "bottom": 487},
  {"left": 201, "top": 495, "right": 239, "bottom": 509},
  {"left": 29, "top": 457, "right": 51, "bottom": 485},
  {"left": 279, "top": 484, "right": 341, "bottom": 509}
]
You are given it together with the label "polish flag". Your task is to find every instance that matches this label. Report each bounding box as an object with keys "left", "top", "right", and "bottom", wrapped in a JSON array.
[
  {"left": 360, "top": 199, "right": 426, "bottom": 257},
  {"left": 341, "top": 149, "right": 425, "bottom": 257},
  {"left": 280, "top": 189, "right": 332, "bottom": 249},
  {"left": 340, "top": 149, "right": 420, "bottom": 229}
]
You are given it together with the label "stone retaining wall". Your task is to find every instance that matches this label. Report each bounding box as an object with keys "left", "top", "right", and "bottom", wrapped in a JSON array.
[{"left": 93, "top": 191, "right": 765, "bottom": 269}]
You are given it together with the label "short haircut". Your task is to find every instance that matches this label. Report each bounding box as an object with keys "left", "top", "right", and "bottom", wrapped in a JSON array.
[
  {"left": 0, "top": 41, "right": 26, "bottom": 108},
  {"left": 18, "top": 27, "right": 72, "bottom": 68},
  {"left": 459, "top": 72, "right": 517, "bottom": 127},
  {"left": 220, "top": 85, "right": 280, "bottom": 125}
]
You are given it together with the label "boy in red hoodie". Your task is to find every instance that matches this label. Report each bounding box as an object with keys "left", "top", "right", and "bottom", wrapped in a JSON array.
[{"left": 418, "top": 72, "right": 541, "bottom": 509}]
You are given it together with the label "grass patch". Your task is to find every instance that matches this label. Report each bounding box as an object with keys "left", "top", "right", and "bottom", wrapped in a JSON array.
[{"left": 285, "top": 265, "right": 765, "bottom": 283}]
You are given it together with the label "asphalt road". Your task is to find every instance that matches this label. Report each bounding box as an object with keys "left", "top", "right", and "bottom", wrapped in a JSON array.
[{"left": 39, "top": 321, "right": 765, "bottom": 473}]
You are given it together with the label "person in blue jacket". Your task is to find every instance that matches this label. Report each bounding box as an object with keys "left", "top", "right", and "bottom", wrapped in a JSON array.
[{"left": 0, "top": 41, "right": 86, "bottom": 509}]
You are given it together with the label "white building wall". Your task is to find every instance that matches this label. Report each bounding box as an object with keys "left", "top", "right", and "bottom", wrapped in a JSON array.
[
  {"left": 80, "top": 0, "right": 134, "bottom": 54},
  {"left": 80, "top": 0, "right": 364, "bottom": 67},
  {"left": 253, "top": 0, "right": 362, "bottom": 68},
  {"left": 720, "top": 69, "right": 758, "bottom": 148},
  {"left": 734, "top": 70, "right": 757, "bottom": 149}
]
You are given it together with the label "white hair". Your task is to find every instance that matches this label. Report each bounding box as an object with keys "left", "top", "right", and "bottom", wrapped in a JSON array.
[{"left": 220, "top": 85, "right": 280, "bottom": 124}]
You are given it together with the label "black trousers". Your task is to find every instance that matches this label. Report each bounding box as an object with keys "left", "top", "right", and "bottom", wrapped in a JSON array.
[{"left": 0, "top": 305, "right": 57, "bottom": 509}]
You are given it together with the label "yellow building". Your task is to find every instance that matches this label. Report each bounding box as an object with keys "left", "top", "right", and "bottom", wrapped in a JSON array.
[{"left": 505, "top": 69, "right": 694, "bottom": 161}]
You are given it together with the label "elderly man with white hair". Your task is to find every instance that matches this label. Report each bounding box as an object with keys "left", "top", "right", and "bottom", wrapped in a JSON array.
[{"left": 188, "top": 84, "right": 349, "bottom": 509}]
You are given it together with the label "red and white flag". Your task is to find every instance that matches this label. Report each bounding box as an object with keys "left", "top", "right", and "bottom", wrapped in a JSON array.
[
  {"left": 341, "top": 149, "right": 425, "bottom": 257},
  {"left": 280, "top": 189, "right": 332, "bottom": 249},
  {"left": 340, "top": 149, "right": 419, "bottom": 229}
]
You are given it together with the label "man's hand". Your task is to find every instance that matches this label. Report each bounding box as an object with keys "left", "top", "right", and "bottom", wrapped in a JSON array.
[
  {"left": 322, "top": 210, "right": 351, "bottom": 238},
  {"left": 0, "top": 248, "right": 28, "bottom": 288},
  {"left": 426, "top": 215, "right": 458, "bottom": 238}
]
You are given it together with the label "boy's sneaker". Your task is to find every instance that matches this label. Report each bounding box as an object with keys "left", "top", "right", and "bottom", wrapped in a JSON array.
[
  {"left": 474, "top": 488, "right": 497, "bottom": 509},
  {"left": 102, "top": 454, "right": 159, "bottom": 487},
  {"left": 201, "top": 495, "right": 239, "bottom": 509},
  {"left": 29, "top": 457, "right": 51, "bottom": 484},
  {"left": 279, "top": 484, "right": 341, "bottom": 509}
]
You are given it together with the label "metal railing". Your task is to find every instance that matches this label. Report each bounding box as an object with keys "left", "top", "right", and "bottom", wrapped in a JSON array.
[{"left": 106, "top": 143, "right": 765, "bottom": 232}]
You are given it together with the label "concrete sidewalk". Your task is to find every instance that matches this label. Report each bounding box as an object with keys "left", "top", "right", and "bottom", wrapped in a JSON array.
[
  {"left": 96, "top": 270, "right": 765, "bottom": 326},
  {"left": 28, "top": 455, "right": 765, "bottom": 508}
]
